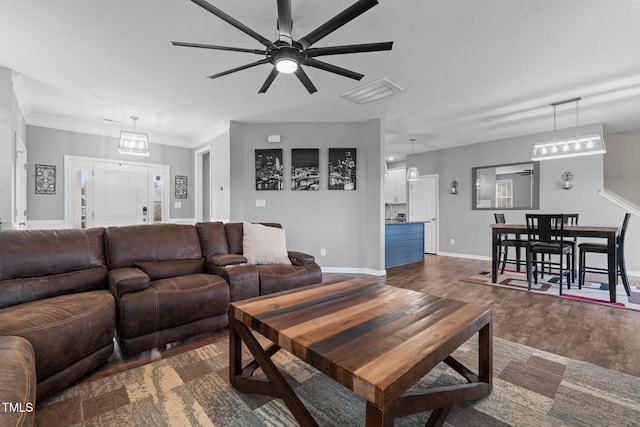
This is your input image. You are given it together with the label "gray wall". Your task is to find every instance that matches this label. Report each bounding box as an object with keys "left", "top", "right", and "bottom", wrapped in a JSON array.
[
  {"left": 604, "top": 130, "right": 640, "bottom": 206},
  {"left": 26, "top": 125, "right": 195, "bottom": 220},
  {"left": 193, "top": 131, "right": 231, "bottom": 222},
  {"left": 408, "top": 123, "right": 640, "bottom": 273},
  {"left": 230, "top": 120, "right": 385, "bottom": 273}
]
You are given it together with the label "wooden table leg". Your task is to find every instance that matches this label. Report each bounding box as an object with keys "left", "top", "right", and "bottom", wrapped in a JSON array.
[
  {"left": 228, "top": 318, "right": 319, "bottom": 427},
  {"left": 491, "top": 228, "right": 499, "bottom": 283},
  {"left": 607, "top": 232, "right": 617, "bottom": 303},
  {"left": 365, "top": 401, "right": 395, "bottom": 426}
]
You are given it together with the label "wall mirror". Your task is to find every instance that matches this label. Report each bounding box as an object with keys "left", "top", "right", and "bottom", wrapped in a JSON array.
[{"left": 472, "top": 161, "right": 540, "bottom": 210}]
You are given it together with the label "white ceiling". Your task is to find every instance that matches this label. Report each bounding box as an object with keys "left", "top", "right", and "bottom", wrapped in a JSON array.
[{"left": 2, "top": 0, "right": 640, "bottom": 161}]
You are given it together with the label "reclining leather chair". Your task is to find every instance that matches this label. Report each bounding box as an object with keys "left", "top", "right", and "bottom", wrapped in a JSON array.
[{"left": 105, "top": 224, "right": 230, "bottom": 355}]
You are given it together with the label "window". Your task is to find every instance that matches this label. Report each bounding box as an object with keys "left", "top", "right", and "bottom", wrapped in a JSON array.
[{"left": 495, "top": 179, "right": 513, "bottom": 208}]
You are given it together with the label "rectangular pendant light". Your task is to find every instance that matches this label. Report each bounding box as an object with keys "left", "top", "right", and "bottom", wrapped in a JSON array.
[
  {"left": 530, "top": 134, "right": 605, "bottom": 161},
  {"left": 530, "top": 97, "right": 606, "bottom": 161}
]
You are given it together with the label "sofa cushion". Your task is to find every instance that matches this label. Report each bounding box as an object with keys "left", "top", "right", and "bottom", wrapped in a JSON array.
[
  {"left": 117, "top": 274, "right": 229, "bottom": 340},
  {"left": 108, "top": 267, "right": 150, "bottom": 298},
  {"left": 0, "top": 336, "right": 36, "bottom": 427},
  {"left": 0, "top": 228, "right": 106, "bottom": 281},
  {"left": 134, "top": 259, "right": 204, "bottom": 280},
  {"left": 195, "top": 222, "right": 230, "bottom": 256},
  {"left": 242, "top": 222, "right": 291, "bottom": 265},
  {"left": 0, "top": 291, "right": 115, "bottom": 383},
  {"left": 105, "top": 224, "right": 203, "bottom": 269},
  {"left": 0, "top": 266, "right": 108, "bottom": 310}
]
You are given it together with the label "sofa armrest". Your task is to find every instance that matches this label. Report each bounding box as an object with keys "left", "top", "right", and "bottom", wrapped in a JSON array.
[
  {"left": 108, "top": 267, "right": 150, "bottom": 299},
  {"left": 288, "top": 251, "right": 316, "bottom": 266},
  {"left": 0, "top": 336, "right": 36, "bottom": 427},
  {"left": 206, "top": 254, "right": 248, "bottom": 267}
]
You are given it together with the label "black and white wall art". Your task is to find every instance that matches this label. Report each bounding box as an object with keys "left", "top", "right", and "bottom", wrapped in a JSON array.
[
  {"left": 175, "top": 175, "right": 188, "bottom": 199},
  {"left": 35, "top": 164, "right": 56, "bottom": 195},
  {"left": 328, "top": 148, "right": 356, "bottom": 190},
  {"left": 255, "top": 149, "right": 283, "bottom": 190},
  {"left": 291, "top": 149, "right": 320, "bottom": 190}
]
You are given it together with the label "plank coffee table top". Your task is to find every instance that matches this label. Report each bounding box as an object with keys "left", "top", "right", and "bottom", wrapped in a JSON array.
[{"left": 229, "top": 278, "right": 493, "bottom": 408}]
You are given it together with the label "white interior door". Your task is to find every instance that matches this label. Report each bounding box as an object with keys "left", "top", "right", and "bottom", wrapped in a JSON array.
[
  {"left": 13, "top": 135, "right": 28, "bottom": 229},
  {"left": 93, "top": 162, "right": 149, "bottom": 227},
  {"left": 409, "top": 175, "right": 438, "bottom": 254}
]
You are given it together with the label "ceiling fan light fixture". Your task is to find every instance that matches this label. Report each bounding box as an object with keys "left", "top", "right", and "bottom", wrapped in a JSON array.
[{"left": 275, "top": 57, "right": 298, "bottom": 74}]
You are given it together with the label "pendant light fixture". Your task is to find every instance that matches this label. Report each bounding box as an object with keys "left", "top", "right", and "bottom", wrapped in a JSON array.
[
  {"left": 118, "top": 116, "right": 150, "bottom": 156},
  {"left": 406, "top": 138, "right": 419, "bottom": 181},
  {"left": 530, "top": 97, "right": 605, "bottom": 161}
]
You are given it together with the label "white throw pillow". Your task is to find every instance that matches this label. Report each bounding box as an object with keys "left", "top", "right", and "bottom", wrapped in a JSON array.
[{"left": 242, "top": 222, "right": 291, "bottom": 265}]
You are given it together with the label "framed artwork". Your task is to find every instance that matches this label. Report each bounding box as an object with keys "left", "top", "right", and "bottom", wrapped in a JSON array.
[
  {"left": 175, "top": 175, "right": 188, "bottom": 199},
  {"left": 328, "top": 148, "right": 356, "bottom": 190},
  {"left": 255, "top": 149, "right": 283, "bottom": 190},
  {"left": 35, "top": 164, "right": 56, "bottom": 195},
  {"left": 291, "top": 149, "right": 319, "bottom": 190}
]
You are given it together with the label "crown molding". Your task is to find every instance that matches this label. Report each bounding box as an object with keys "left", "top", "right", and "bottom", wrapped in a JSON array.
[
  {"left": 190, "top": 121, "right": 230, "bottom": 147},
  {"left": 26, "top": 113, "right": 193, "bottom": 148},
  {"left": 11, "top": 72, "right": 32, "bottom": 118}
]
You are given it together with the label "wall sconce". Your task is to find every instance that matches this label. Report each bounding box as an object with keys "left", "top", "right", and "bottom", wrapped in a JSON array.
[
  {"left": 561, "top": 171, "right": 574, "bottom": 190},
  {"left": 450, "top": 180, "right": 459, "bottom": 194}
]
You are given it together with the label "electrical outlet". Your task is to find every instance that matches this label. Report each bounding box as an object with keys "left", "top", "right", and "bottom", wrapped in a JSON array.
[
  {"left": 450, "top": 238, "right": 455, "bottom": 245},
  {"left": 255, "top": 199, "right": 266, "bottom": 207},
  {"left": 320, "top": 248, "right": 327, "bottom": 256}
]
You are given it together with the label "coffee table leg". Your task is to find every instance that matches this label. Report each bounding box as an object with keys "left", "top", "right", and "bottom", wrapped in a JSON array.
[
  {"left": 365, "top": 401, "right": 395, "bottom": 426},
  {"left": 229, "top": 318, "right": 319, "bottom": 427}
]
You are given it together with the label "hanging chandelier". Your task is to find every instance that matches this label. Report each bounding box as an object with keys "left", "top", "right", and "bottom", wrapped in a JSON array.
[
  {"left": 118, "top": 116, "right": 150, "bottom": 156},
  {"left": 530, "top": 97, "right": 605, "bottom": 161}
]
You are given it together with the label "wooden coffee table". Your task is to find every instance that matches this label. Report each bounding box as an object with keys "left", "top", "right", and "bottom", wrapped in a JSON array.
[{"left": 229, "top": 278, "right": 493, "bottom": 426}]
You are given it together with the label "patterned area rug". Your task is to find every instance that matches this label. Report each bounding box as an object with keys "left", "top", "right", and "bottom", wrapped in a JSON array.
[
  {"left": 464, "top": 270, "right": 640, "bottom": 312},
  {"left": 36, "top": 334, "right": 640, "bottom": 426}
]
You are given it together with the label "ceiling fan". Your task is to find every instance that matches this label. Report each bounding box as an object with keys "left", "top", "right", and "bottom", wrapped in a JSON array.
[{"left": 172, "top": 0, "right": 393, "bottom": 94}]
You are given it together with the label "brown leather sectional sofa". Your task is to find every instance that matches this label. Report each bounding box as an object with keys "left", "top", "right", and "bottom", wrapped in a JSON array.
[{"left": 0, "top": 221, "right": 321, "bottom": 425}]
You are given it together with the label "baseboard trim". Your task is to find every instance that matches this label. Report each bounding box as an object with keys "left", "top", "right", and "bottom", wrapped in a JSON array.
[
  {"left": 437, "top": 251, "right": 492, "bottom": 261},
  {"left": 321, "top": 267, "right": 387, "bottom": 277},
  {"left": 26, "top": 220, "right": 66, "bottom": 230}
]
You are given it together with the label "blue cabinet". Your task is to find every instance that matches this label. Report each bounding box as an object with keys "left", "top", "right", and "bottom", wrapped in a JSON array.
[{"left": 385, "top": 222, "right": 425, "bottom": 268}]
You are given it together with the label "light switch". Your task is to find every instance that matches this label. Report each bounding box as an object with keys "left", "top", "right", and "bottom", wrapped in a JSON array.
[
  {"left": 255, "top": 199, "right": 266, "bottom": 207},
  {"left": 174, "top": 202, "right": 182, "bottom": 209}
]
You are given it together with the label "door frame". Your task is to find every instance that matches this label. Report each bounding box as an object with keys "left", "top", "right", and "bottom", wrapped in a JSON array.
[
  {"left": 194, "top": 146, "right": 211, "bottom": 223},
  {"left": 63, "top": 155, "right": 170, "bottom": 229},
  {"left": 12, "top": 132, "right": 28, "bottom": 229},
  {"left": 409, "top": 173, "right": 440, "bottom": 254}
]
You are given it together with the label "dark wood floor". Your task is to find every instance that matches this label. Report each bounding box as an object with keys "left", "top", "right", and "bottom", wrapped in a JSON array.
[{"left": 80, "top": 255, "right": 640, "bottom": 387}]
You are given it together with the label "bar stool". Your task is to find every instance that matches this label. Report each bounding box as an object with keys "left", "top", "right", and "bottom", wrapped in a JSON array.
[
  {"left": 578, "top": 213, "right": 632, "bottom": 296},
  {"left": 494, "top": 213, "right": 528, "bottom": 274}
]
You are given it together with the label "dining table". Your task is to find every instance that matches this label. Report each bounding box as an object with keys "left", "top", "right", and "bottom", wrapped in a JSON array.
[{"left": 490, "top": 223, "right": 620, "bottom": 302}]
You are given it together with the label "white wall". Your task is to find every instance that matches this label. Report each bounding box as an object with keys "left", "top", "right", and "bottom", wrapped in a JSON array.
[{"left": 229, "top": 120, "right": 385, "bottom": 274}]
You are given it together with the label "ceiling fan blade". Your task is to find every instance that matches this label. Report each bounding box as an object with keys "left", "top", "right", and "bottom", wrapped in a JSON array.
[
  {"left": 298, "top": 0, "right": 378, "bottom": 49},
  {"left": 303, "top": 58, "right": 364, "bottom": 80},
  {"left": 258, "top": 68, "right": 279, "bottom": 93},
  {"left": 305, "top": 41, "right": 393, "bottom": 57},
  {"left": 171, "top": 41, "right": 266, "bottom": 55},
  {"left": 207, "top": 58, "right": 269, "bottom": 79},
  {"left": 295, "top": 68, "right": 318, "bottom": 94},
  {"left": 190, "top": 0, "right": 274, "bottom": 48},
  {"left": 276, "top": 0, "right": 293, "bottom": 43}
]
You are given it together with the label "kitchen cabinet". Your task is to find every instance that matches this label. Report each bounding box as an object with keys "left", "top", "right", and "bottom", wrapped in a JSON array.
[{"left": 385, "top": 168, "right": 406, "bottom": 204}]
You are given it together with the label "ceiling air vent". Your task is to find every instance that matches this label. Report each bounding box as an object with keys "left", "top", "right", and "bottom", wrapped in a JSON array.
[{"left": 341, "top": 78, "right": 404, "bottom": 105}]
